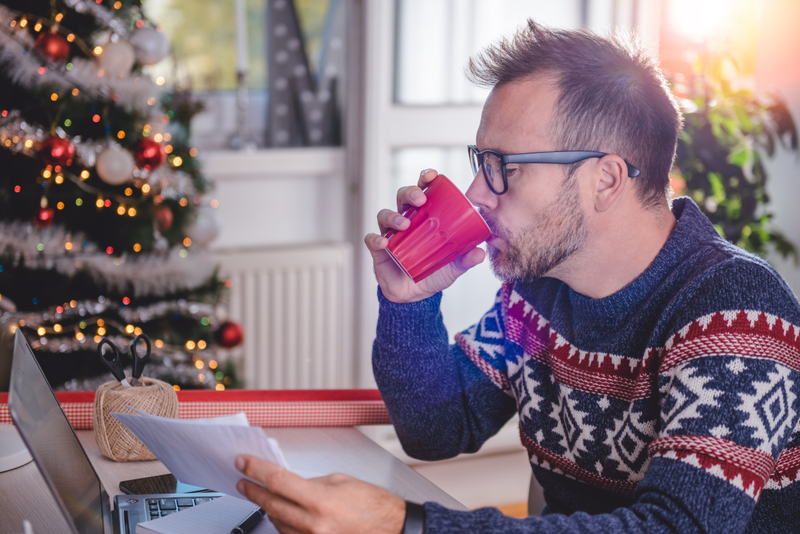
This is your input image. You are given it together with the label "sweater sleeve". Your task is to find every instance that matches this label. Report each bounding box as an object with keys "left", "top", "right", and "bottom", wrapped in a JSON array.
[{"left": 372, "top": 287, "right": 517, "bottom": 460}]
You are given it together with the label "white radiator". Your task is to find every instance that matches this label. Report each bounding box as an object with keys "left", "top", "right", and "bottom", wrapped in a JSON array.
[{"left": 213, "top": 243, "right": 354, "bottom": 389}]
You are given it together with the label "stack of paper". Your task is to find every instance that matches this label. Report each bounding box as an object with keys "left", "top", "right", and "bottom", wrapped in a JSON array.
[{"left": 113, "top": 408, "right": 290, "bottom": 499}]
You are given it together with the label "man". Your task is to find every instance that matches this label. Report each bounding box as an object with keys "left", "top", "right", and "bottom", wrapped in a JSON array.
[{"left": 235, "top": 21, "right": 800, "bottom": 534}]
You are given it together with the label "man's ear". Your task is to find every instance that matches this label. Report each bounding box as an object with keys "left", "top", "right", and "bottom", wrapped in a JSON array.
[{"left": 593, "top": 155, "right": 628, "bottom": 212}]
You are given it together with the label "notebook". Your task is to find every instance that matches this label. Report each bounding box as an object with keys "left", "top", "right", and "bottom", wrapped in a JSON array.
[{"left": 6, "top": 329, "right": 225, "bottom": 534}]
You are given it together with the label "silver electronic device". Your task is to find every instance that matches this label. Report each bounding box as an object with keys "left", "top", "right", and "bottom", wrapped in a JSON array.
[{"left": 7, "top": 329, "right": 223, "bottom": 534}]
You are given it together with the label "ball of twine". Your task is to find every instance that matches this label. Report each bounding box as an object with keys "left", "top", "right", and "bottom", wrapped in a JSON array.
[{"left": 93, "top": 377, "right": 178, "bottom": 462}]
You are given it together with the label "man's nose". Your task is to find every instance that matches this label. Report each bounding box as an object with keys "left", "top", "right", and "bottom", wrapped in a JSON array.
[{"left": 466, "top": 169, "right": 497, "bottom": 213}]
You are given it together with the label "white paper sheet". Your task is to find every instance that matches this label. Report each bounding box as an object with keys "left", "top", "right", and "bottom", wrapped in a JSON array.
[
  {"left": 113, "top": 409, "right": 290, "bottom": 500},
  {"left": 135, "top": 495, "right": 279, "bottom": 534}
]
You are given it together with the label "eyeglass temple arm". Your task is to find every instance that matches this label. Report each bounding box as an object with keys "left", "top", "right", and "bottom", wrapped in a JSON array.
[{"left": 504, "top": 151, "right": 640, "bottom": 178}]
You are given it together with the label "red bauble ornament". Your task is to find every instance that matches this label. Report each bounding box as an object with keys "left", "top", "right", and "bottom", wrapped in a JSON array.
[
  {"left": 214, "top": 321, "right": 244, "bottom": 348},
  {"left": 34, "top": 206, "right": 55, "bottom": 228},
  {"left": 153, "top": 205, "right": 173, "bottom": 232},
  {"left": 35, "top": 32, "right": 71, "bottom": 63},
  {"left": 39, "top": 136, "right": 75, "bottom": 167},
  {"left": 134, "top": 138, "right": 166, "bottom": 170}
]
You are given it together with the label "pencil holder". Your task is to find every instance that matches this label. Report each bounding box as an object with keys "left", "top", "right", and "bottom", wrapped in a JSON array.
[{"left": 93, "top": 377, "right": 178, "bottom": 462}]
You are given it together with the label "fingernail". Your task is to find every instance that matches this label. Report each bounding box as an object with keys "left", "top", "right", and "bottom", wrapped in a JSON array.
[
  {"left": 411, "top": 191, "right": 423, "bottom": 202},
  {"left": 420, "top": 168, "right": 433, "bottom": 177},
  {"left": 235, "top": 456, "right": 245, "bottom": 471},
  {"left": 395, "top": 216, "right": 406, "bottom": 226},
  {"left": 237, "top": 480, "right": 245, "bottom": 494}
]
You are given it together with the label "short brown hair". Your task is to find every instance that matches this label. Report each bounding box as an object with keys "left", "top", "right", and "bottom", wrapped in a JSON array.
[{"left": 467, "top": 20, "right": 683, "bottom": 207}]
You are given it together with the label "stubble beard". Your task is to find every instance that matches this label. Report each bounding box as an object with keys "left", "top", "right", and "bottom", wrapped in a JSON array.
[{"left": 486, "top": 178, "right": 588, "bottom": 283}]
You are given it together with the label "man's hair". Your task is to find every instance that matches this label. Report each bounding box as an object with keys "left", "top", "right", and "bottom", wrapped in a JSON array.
[{"left": 467, "top": 20, "right": 683, "bottom": 208}]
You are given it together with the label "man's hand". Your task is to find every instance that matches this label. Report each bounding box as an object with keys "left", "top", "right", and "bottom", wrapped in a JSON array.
[
  {"left": 364, "top": 168, "right": 486, "bottom": 303},
  {"left": 235, "top": 454, "right": 407, "bottom": 534}
]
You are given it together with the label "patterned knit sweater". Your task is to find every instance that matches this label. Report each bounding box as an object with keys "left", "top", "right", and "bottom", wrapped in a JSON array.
[{"left": 372, "top": 198, "right": 800, "bottom": 534}]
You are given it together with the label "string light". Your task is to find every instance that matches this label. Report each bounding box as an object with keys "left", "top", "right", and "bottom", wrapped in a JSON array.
[
  {"left": 34, "top": 22, "right": 42, "bottom": 32},
  {"left": 37, "top": 327, "right": 45, "bottom": 336},
  {"left": 210, "top": 199, "right": 220, "bottom": 208},
  {"left": 92, "top": 114, "right": 101, "bottom": 123},
  {"left": 80, "top": 170, "right": 90, "bottom": 179},
  {"left": 97, "top": 327, "right": 106, "bottom": 336},
  {"left": 24, "top": 139, "right": 33, "bottom": 148},
  {"left": 19, "top": 18, "right": 27, "bottom": 28},
  {"left": 76, "top": 332, "right": 85, "bottom": 341},
  {"left": 104, "top": 199, "right": 111, "bottom": 207},
  {"left": 193, "top": 357, "right": 202, "bottom": 366},
  {"left": 50, "top": 93, "right": 58, "bottom": 101},
  {"left": 106, "top": 246, "right": 113, "bottom": 254},
  {"left": 97, "top": 319, "right": 104, "bottom": 326},
  {"left": 173, "top": 385, "right": 180, "bottom": 391},
  {"left": 53, "top": 324, "right": 62, "bottom": 333},
  {"left": 198, "top": 340, "right": 207, "bottom": 349},
  {"left": 65, "top": 241, "right": 72, "bottom": 250},
  {"left": 156, "top": 76, "right": 165, "bottom": 86},
  {"left": 117, "top": 205, "right": 125, "bottom": 215},
  {"left": 124, "top": 188, "right": 133, "bottom": 196},
  {"left": 187, "top": 341, "right": 197, "bottom": 351},
  {"left": 117, "top": 131, "right": 125, "bottom": 139},
  {"left": 155, "top": 339, "right": 164, "bottom": 348},
  {"left": 189, "top": 148, "right": 198, "bottom": 157},
  {"left": 94, "top": 335, "right": 102, "bottom": 343},
  {"left": 153, "top": 133, "right": 163, "bottom": 142},
  {"left": 147, "top": 97, "right": 156, "bottom": 106},
  {"left": 128, "top": 207, "right": 136, "bottom": 217},
  {"left": 183, "top": 237, "right": 192, "bottom": 247},
  {"left": 42, "top": 169, "right": 52, "bottom": 178},
  {"left": 141, "top": 184, "right": 151, "bottom": 194},
  {"left": 209, "top": 360, "right": 217, "bottom": 369},
  {"left": 164, "top": 145, "right": 173, "bottom": 154},
  {"left": 64, "top": 119, "right": 72, "bottom": 126},
  {"left": 125, "top": 324, "right": 134, "bottom": 334},
  {"left": 133, "top": 243, "right": 141, "bottom": 252},
  {"left": 179, "top": 197, "right": 188, "bottom": 206},
  {"left": 72, "top": 88, "right": 79, "bottom": 96},
  {"left": 134, "top": 327, "right": 142, "bottom": 335},
  {"left": 215, "top": 384, "right": 225, "bottom": 391},
  {"left": 76, "top": 198, "right": 83, "bottom": 206},
  {"left": 96, "top": 198, "right": 104, "bottom": 208},
  {"left": 66, "top": 34, "right": 75, "bottom": 42},
  {"left": 172, "top": 156, "right": 183, "bottom": 166},
  {"left": 93, "top": 46, "right": 103, "bottom": 55},
  {"left": 55, "top": 174, "right": 64, "bottom": 184},
  {"left": 57, "top": 202, "right": 65, "bottom": 210}
]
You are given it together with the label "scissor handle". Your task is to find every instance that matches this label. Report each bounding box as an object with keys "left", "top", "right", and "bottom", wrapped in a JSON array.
[
  {"left": 130, "top": 334, "right": 152, "bottom": 382},
  {"left": 97, "top": 338, "right": 129, "bottom": 386}
]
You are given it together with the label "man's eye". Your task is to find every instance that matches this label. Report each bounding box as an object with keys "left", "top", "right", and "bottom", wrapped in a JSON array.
[{"left": 506, "top": 166, "right": 520, "bottom": 176}]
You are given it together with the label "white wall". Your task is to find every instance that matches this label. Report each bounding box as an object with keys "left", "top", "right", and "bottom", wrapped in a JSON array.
[{"left": 201, "top": 148, "right": 347, "bottom": 250}]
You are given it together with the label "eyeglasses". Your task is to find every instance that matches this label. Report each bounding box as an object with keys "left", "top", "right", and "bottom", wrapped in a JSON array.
[{"left": 467, "top": 145, "right": 640, "bottom": 195}]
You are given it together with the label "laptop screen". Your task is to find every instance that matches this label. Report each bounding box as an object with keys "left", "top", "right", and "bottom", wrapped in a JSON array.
[{"left": 8, "top": 330, "right": 106, "bottom": 534}]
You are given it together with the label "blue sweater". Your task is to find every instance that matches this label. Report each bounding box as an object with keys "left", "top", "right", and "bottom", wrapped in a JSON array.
[{"left": 373, "top": 198, "right": 800, "bottom": 534}]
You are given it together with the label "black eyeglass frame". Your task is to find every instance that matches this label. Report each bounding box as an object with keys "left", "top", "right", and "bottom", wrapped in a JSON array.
[{"left": 467, "top": 145, "right": 641, "bottom": 195}]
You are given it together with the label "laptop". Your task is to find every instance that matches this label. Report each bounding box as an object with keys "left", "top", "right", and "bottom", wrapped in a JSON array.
[{"left": 7, "top": 329, "right": 224, "bottom": 534}]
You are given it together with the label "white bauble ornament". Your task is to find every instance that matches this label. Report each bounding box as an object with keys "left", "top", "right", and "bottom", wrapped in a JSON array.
[
  {"left": 97, "top": 41, "right": 136, "bottom": 78},
  {"left": 129, "top": 27, "right": 170, "bottom": 65},
  {"left": 96, "top": 145, "right": 135, "bottom": 185},
  {"left": 185, "top": 205, "right": 221, "bottom": 247}
]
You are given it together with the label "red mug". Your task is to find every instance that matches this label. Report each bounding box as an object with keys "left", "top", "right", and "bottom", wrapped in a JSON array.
[{"left": 384, "top": 174, "right": 491, "bottom": 282}]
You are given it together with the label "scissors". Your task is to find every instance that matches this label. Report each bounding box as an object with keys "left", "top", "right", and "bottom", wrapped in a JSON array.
[
  {"left": 129, "top": 334, "right": 152, "bottom": 386},
  {"left": 97, "top": 334, "right": 152, "bottom": 387},
  {"left": 97, "top": 338, "right": 131, "bottom": 387}
]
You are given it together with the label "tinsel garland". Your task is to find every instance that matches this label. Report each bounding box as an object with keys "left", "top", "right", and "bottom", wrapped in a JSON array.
[
  {"left": 0, "top": 221, "right": 216, "bottom": 297},
  {"left": 0, "top": 5, "right": 160, "bottom": 113},
  {"left": 61, "top": 0, "right": 134, "bottom": 38},
  {"left": 0, "top": 110, "right": 199, "bottom": 201}
]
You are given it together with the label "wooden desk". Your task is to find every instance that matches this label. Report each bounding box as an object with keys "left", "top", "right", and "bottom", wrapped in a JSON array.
[{"left": 0, "top": 427, "right": 467, "bottom": 534}]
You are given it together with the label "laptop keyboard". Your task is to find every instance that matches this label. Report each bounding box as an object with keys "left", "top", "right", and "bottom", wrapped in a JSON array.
[{"left": 146, "top": 496, "right": 219, "bottom": 520}]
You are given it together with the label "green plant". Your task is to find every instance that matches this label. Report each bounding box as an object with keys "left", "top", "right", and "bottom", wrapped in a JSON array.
[{"left": 670, "top": 55, "right": 799, "bottom": 263}]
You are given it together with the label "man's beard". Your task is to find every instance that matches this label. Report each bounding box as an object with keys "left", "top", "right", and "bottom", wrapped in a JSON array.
[{"left": 485, "top": 177, "right": 587, "bottom": 283}]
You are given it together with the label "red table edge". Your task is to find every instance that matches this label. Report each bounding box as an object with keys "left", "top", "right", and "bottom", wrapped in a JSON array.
[{"left": 0, "top": 388, "right": 385, "bottom": 404}]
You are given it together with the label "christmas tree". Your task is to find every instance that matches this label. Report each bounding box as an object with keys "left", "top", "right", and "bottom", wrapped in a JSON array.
[{"left": 0, "top": 0, "right": 243, "bottom": 390}]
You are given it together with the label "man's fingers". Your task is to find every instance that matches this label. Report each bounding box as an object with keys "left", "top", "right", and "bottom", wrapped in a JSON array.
[
  {"left": 237, "top": 479, "right": 312, "bottom": 534},
  {"left": 377, "top": 208, "right": 410, "bottom": 235},
  {"left": 455, "top": 247, "right": 486, "bottom": 272},
  {"left": 237, "top": 455, "right": 322, "bottom": 506},
  {"left": 417, "top": 168, "right": 438, "bottom": 188}
]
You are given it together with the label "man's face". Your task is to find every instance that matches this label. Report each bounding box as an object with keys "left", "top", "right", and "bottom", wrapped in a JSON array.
[{"left": 465, "top": 77, "right": 589, "bottom": 283}]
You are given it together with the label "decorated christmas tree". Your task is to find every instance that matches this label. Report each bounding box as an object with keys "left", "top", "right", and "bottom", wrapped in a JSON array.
[{"left": 0, "top": 0, "right": 243, "bottom": 390}]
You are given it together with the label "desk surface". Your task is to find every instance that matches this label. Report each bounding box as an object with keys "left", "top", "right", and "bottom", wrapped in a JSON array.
[{"left": 0, "top": 427, "right": 466, "bottom": 534}]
